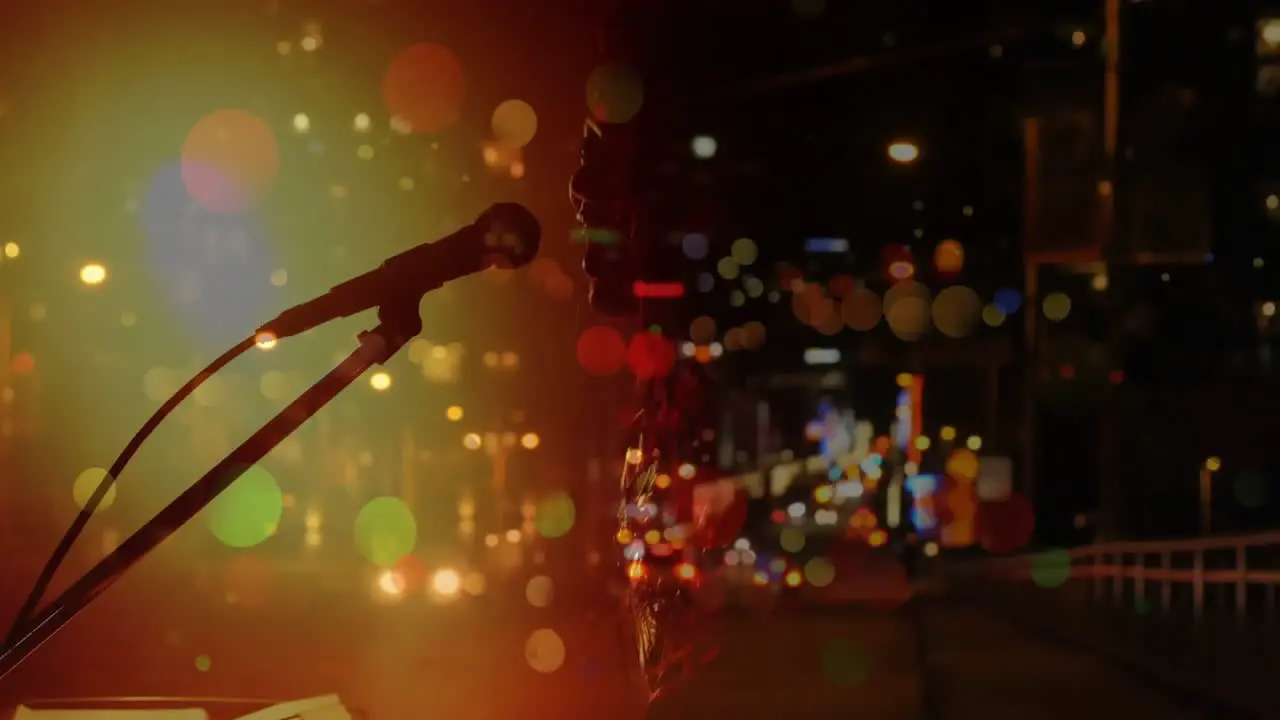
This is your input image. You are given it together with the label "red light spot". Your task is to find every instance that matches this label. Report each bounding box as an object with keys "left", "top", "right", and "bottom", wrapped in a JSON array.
[
  {"left": 393, "top": 554, "right": 426, "bottom": 591},
  {"left": 9, "top": 352, "right": 34, "bottom": 376},
  {"left": 626, "top": 331, "right": 675, "bottom": 380},
  {"left": 1108, "top": 369, "right": 1124, "bottom": 384},
  {"left": 633, "top": 281, "right": 684, "bottom": 298},
  {"left": 770, "top": 509, "right": 786, "bottom": 523},
  {"left": 1059, "top": 364, "right": 1075, "bottom": 379},
  {"left": 576, "top": 325, "right": 626, "bottom": 376},
  {"left": 976, "top": 492, "right": 1035, "bottom": 555},
  {"left": 382, "top": 43, "right": 466, "bottom": 134}
]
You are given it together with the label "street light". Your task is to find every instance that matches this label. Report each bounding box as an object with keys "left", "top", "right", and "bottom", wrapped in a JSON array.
[
  {"left": 79, "top": 263, "right": 107, "bottom": 286},
  {"left": 887, "top": 141, "right": 919, "bottom": 164},
  {"left": 369, "top": 371, "right": 392, "bottom": 391},
  {"left": 2, "top": 242, "right": 18, "bottom": 259},
  {"left": 1200, "top": 457, "right": 1220, "bottom": 536}
]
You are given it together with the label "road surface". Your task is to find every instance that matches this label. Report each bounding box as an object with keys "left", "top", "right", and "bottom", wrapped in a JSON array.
[{"left": 0, "top": 559, "right": 1229, "bottom": 719}]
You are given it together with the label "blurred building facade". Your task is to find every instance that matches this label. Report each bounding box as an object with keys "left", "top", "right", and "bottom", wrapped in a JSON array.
[{"left": 1016, "top": 0, "right": 1263, "bottom": 539}]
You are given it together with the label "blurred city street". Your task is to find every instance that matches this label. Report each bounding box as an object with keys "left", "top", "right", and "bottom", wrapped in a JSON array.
[
  {"left": 0, "top": 2, "right": 1270, "bottom": 717},
  {"left": 0, "top": 553, "right": 1219, "bottom": 719}
]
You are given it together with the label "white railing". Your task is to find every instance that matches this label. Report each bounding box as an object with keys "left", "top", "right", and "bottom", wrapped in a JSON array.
[{"left": 959, "top": 530, "right": 1280, "bottom": 625}]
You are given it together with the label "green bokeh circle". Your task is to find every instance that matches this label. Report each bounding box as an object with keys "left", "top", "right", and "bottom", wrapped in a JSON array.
[
  {"left": 354, "top": 496, "right": 418, "bottom": 566},
  {"left": 1029, "top": 548, "right": 1073, "bottom": 588},
  {"left": 206, "top": 465, "right": 283, "bottom": 548},
  {"left": 535, "top": 491, "right": 576, "bottom": 539}
]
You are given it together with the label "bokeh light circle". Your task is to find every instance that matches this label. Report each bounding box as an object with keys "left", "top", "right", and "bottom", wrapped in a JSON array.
[
  {"left": 933, "top": 239, "right": 965, "bottom": 274},
  {"left": 143, "top": 162, "right": 275, "bottom": 349},
  {"left": 535, "top": 491, "right": 577, "bottom": 539},
  {"left": 994, "top": 288, "right": 1022, "bottom": 314},
  {"left": 72, "top": 467, "right": 116, "bottom": 513},
  {"left": 804, "top": 557, "right": 836, "bottom": 587},
  {"left": 976, "top": 492, "right": 1035, "bottom": 555},
  {"left": 1029, "top": 548, "right": 1072, "bottom": 588},
  {"left": 884, "top": 282, "right": 932, "bottom": 339},
  {"left": 383, "top": 43, "right": 467, "bottom": 133},
  {"left": 841, "top": 289, "right": 882, "bottom": 331},
  {"left": 525, "top": 628, "right": 567, "bottom": 673},
  {"left": 682, "top": 233, "right": 709, "bottom": 260},
  {"left": 932, "top": 285, "right": 983, "bottom": 338},
  {"left": 1043, "top": 292, "right": 1072, "bottom": 322},
  {"left": 10, "top": 352, "right": 35, "bottom": 376},
  {"left": 491, "top": 99, "right": 538, "bottom": 148},
  {"left": 730, "top": 238, "right": 758, "bottom": 266},
  {"left": 886, "top": 297, "right": 930, "bottom": 340},
  {"left": 576, "top": 326, "right": 627, "bottom": 376},
  {"left": 354, "top": 496, "right": 419, "bottom": 566},
  {"left": 717, "top": 257, "right": 741, "bottom": 280},
  {"left": 206, "top": 465, "right": 283, "bottom": 548},
  {"left": 741, "top": 321, "right": 767, "bottom": 349},
  {"left": 780, "top": 527, "right": 806, "bottom": 553},
  {"left": 180, "top": 109, "right": 279, "bottom": 214},
  {"left": 689, "top": 316, "right": 717, "bottom": 345},
  {"left": 143, "top": 367, "right": 176, "bottom": 402},
  {"left": 945, "top": 449, "right": 980, "bottom": 480},
  {"left": 626, "top": 332, "right": 676, "bottom": 380},
  {"left": 525, "top": 575, "right": 555, "bottom": 607},
  {"left": 585, "top": 64, "right": 644, "bottom": 124}
]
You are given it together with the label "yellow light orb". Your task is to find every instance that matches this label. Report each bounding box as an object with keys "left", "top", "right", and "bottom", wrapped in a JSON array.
[
  {"left": 887, "top": 141, "right": 919, "bottom": 164},
  {"left": 79, "top": 263, "right": 107, "bottom": 286}
]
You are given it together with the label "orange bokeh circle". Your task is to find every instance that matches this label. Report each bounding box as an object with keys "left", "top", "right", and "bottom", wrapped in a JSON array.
[
  {"left": 383, "top": 43, "right": 467, "bottom": 134},
  {"left": 180, "top": 109, "right": 279, "bottom": 214}
]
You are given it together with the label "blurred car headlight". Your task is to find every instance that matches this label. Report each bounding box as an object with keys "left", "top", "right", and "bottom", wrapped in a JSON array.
[{"left": 430, "top": 568, "right": 462, "bottom": 599}]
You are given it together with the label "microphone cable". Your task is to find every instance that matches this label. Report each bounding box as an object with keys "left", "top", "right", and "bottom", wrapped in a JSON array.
[{"left": 3, "top": 334, "right": 258, "bottom": 643}]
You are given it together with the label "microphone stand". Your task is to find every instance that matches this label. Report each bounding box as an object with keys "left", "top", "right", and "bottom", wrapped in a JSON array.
[{"left": 0, "top": 297, "right": 424, "bottom": 681}]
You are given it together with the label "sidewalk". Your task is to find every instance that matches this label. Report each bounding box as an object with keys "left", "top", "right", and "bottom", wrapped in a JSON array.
[
  {"left": 949, "top": 578, "right": 1275, "bottom": 718},
  {"left": 676, "top": 597, "right": 1227, "bottom": 719}
]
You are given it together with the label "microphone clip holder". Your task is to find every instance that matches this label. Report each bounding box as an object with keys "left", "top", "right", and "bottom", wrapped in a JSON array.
[{"left": 358, "top": 295, "right": 425, "bottom": 366}]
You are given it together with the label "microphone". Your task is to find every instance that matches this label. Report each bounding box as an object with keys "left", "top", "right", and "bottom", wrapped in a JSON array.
[{"left": 257, "top": 202, "right": 541, "bottom": 340}]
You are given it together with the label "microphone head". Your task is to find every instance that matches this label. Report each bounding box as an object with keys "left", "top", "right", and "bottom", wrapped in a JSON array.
[{"left": 477, "top": 202, "right": 541, "bottom": 269}]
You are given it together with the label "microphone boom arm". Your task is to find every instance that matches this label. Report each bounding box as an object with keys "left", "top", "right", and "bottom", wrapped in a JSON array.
[{"left": 0, "top": 300, "right": 423, "bottom": 680}]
